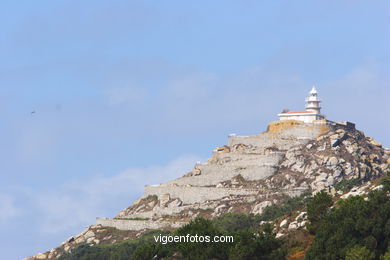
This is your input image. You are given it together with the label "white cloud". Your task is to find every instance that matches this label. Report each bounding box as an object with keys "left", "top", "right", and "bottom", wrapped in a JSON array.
[{"left": 34, "top": 155, "right": 202, "bottom": 233}]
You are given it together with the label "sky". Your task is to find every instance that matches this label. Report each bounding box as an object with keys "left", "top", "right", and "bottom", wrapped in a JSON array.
[{"left": 0, "top": 1, "right": 389, "bottom": 259}]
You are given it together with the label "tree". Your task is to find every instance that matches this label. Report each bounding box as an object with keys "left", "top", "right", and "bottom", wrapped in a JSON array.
[
  {"left": 381, "top": 172, "right": 390, "bottom": 192},
  {"left": 306, "top": 191, "right": 333, "bottom": 233},
  {"left": 174, "top": 218, "right": 229, "bottom": 260},
  {"left": 228, "top": 224, "right": 285, "bottom": 260},
  {"left": 213, "top": 212, "right": 260, "bottom": 233},
  {"left": 131, "top": 242, "right": 159, "bottom": 260},
  {"left": 345, "top": 246, "right": 375, "bottom": 260},
  {"left": 305, "top": 190, "right": 390, "bottom": 260}
]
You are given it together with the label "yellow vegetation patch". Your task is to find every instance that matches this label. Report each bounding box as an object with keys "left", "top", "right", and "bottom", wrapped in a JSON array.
[
  {"left": 266, "top": 120, "right": 330, "bottom": 134},
  {"left": 318, "top": 124, "right": 331, "bottom": 134},
  {"left": 288, "top": 250, "right": 306, "bottom": 260},
  {"left": 267, "top": 120, "right": 304, "bottom": 133}
]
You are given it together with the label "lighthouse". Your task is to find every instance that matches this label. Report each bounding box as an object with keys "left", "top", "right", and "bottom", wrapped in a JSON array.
[
  {"left": 305, "top": 87, "right": 321, "bottom": 114},
  {"left": 278, "top": 87, "right": 326, "bottom": 123}
]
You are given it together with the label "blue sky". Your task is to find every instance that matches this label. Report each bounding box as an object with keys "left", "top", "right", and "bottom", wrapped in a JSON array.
[{"left": 0, "top": 1, "right": 389, "bottom": 259}]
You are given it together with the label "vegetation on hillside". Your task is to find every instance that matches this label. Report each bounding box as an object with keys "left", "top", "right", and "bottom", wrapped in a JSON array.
[
  {"left": 59, "top": 215, "right": 286, "bottom": 260},
  {"left": 260, "top": 192, "right": 312, "bottom": 222},
  {"left": 305, "top": 177, "right": 390, "bottom": 260},
  {"left": 59, "top": 176, "right": 390, "bottom": 260}
]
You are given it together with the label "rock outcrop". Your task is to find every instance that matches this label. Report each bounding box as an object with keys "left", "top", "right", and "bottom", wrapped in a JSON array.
[{"left": 28, "top": 120, "right": 389, "bottom": 259}]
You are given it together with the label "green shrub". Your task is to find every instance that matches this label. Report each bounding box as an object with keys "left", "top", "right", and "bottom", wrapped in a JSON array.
[
  {"left": 131, "top": 241, "right": 172, "bottom": 260},
  {"left": 334, "top": 178, "right": 362, "bottom": 193},
  {"left": 58, "top": 230, "right": 172, "bottom": 260},
  {"left": 260, "top": 192, "right": 312, "bottom": 221},
  {"left": 381, "top": 172, "right": 390, "bottom": 192},
  {"left": 345, "top": 245, "right": 375, "bottom": 260},
  {"left": 213, "top": 212, "right": 261, "bottom": 233},
  {"left": 228, "top": 224, "right": 286, "bottom": 260},
  {"left": 174, "top": 218, "right": 229, "bottom": 260},
  {"left": 305, "top": 189, "right": 390, "bottom": 260},
  {"left": 306, "top": 191, "right": 333, "bottom": 234}
]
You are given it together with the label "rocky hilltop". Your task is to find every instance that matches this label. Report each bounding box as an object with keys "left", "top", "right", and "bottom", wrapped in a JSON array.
[{"left": 27, "top": 120, "right": 389, "bottom": 260}]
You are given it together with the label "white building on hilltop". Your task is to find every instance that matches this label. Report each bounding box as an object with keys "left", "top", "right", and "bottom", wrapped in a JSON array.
[{"left": 278, "top": 87, "right": 325, "bottom": 123}]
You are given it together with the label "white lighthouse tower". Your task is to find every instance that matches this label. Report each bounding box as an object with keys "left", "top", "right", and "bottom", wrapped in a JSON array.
[
  {"left": 278, "top": 87, "right": 325, "bottom": 123},
  {"left": 305, "top": 86, "right": 321, "bottom": 114}
]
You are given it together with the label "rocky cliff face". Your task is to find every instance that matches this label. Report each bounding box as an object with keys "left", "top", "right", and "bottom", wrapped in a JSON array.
[{"left": 26, "top": 120, "right": 389, "bottom": 260}]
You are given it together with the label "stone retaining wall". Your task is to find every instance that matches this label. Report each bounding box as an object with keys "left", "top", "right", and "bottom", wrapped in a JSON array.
[
  {"left": 214, "top": 152, "right": 284, "bottom": 165},
  {"left": 96, "top": 218, "right": 186, "bottom": 231},
  {"left": 228, "top": 124, "right": 327, "bottom": 149},
  {"left": 165, "top": 153, "right": 283, "bottom": 187},
  {"left": 143, "top": 186, "right": 259, "bottom": 204},
  {"left": 143, "top": 186, "right": 307, "bottom": 205}
]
